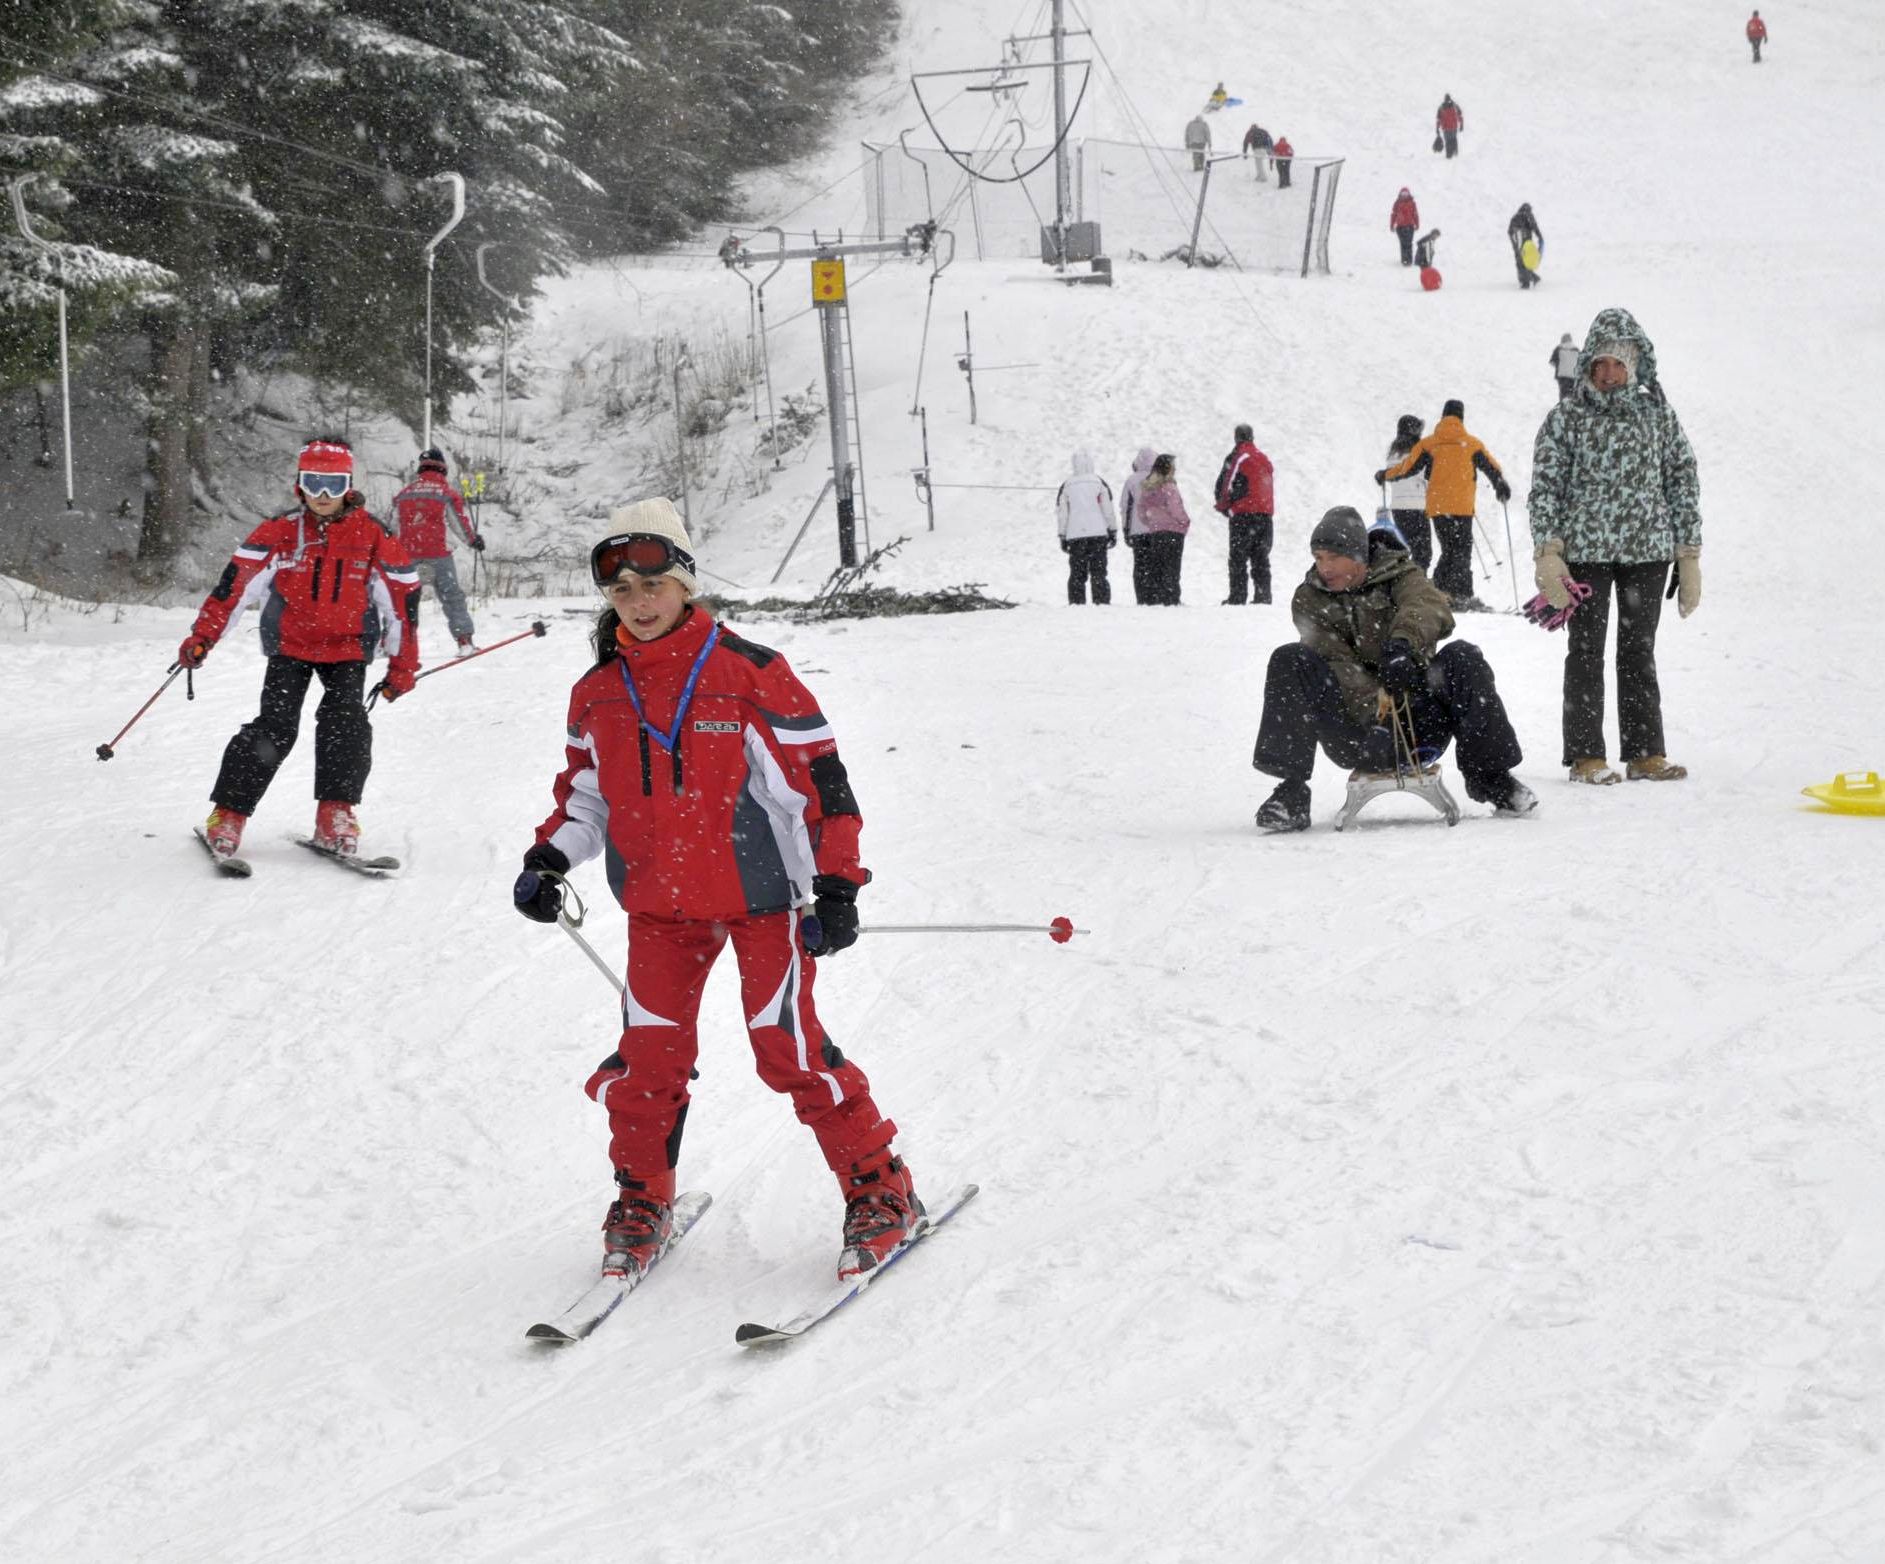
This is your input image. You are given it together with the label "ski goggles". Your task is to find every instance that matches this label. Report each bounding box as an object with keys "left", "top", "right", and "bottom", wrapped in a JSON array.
[
  {"left": 297, "top": 471, "right": 351, "bottom": 499},
  {"left": 591, "top": 532, "right": 696, "bottom": 587}
]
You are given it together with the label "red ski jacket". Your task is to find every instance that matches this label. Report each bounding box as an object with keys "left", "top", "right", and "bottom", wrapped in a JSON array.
[
  {"left": 391, "top": 471, "right": 479, "bottom": 558},
  {"left": 535, "top": 607, "right": 866, "bottom": 921},
  {"left": 1746, "top": 15, "right": 1767, "bottom": 41},
  {"left": 1436, "top": 102, "right": 1463, "bottom": 132},
  {"left": 1389, "top": 193, "right": 1420, "bottom": 230},
  {"left": 1214, "top": 441, "right": 1275, "bottom": 516},
  {"left": 191, "top": 504, "right": 421, "bottom": 673},
  {"left": 1273, "top": 138, "right": 1294, "bottom": 159}
]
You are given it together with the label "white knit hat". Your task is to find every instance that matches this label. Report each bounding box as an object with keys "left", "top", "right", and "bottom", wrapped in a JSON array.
[
  {"left": 1590, "top": 339, "right": 1640, "bottom": 379},
  {"left": 603, "top": 497, "right": 698, "bottom": 596}
]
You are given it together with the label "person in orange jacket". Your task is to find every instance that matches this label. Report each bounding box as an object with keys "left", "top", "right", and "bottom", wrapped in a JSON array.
[
  {"left": 1376, "top": 400, "right": 1510, "bottom": 611},
  {"left": 179, "top": 437, "right": 421, "bottom": 860},
  {"left": 1746, "top": 10, "right": 1767, "bottom": 62},
  {"left": 1389, "top": 188, "right": 1420, "bottom": 265}
]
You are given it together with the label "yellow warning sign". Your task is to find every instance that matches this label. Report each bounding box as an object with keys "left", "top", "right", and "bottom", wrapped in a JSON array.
[{"left": 811, "top": 258, "right": 847, "bottom": 306}]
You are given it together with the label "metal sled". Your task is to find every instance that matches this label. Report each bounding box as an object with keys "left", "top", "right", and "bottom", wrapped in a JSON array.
[{"left": 1332, "top": 694, "right": 1461, "bottom": 831}]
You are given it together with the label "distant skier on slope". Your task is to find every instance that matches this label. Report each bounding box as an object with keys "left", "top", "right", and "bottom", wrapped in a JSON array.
[
  {"left": 1389, "top": 187, "right": 1420, "bottom": 266},
  {"left": 511, "top": 498, "right": 923, "bottom": 1285},
  {"left": 1435, "top": 94, "right": 1464, "bottom": 157},
  {"left": 392, "top": 447, "right": 485, "bottom": 655},
  {"left": 1250, "top": 506, "right": 1533, "bottom": 833},
  {"left": 179, "top": 437, "right": 420, "bottom": 863},
  {"left": 1508, "top": 203, "right": 1544, "bottom": 289},
  {"left": 1377, "top": 400, "right": 1511, "bottom": 613},
  {"left": 1746, "top": 10, "right": 1767, "bottom": 62},
  {"left": 1272, "top": 134, "right": 1295, "bottom": 187},
  {"left": 1528, "top": 308, "right": 1704, "bottom": 785},
  {"left": 1056, "top": 449, "right": 1118, "bottom": 605}
]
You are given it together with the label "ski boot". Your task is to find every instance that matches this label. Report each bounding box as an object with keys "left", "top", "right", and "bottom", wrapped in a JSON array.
[
  {"left": 455, "top": 637, "right": 478, "bottom": 658},
  {"left": 1256, "top": 780, "right": 1311, "bottom": 834},
  {"left": 602, "top": 1170, "right": 675, "bottom": 1279},
  {"left": 837, "top": 1153, "right": 924, "bottom": 1280},
  {"left": 312, "top": 800, "right": 361, "bottom": 856},
  {"left": 204, "top": 806, "right": 248, "bottom": 859}
]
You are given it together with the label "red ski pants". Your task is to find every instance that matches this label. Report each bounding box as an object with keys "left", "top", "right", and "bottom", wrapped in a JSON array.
[{"left": 583, "top": 908, "right": 896, "bottom": 1180}]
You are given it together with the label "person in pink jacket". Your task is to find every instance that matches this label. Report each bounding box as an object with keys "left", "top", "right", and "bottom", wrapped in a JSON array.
[{"left": 1135, "top": 452, "right": 1192, "bottom": 605}]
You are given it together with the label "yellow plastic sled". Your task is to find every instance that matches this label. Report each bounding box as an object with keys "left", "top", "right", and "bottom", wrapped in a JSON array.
[
  {"left": 1801, "top": 772, "right": 1885, "bottom": 815},
  {"left": 1519, "top": 238, "right": 1541, "bottom": 271}
]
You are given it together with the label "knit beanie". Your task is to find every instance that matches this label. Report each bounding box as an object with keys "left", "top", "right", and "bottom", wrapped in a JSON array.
[
  {"left": 1310, "top": 506, "right": 1369, "bottom": 563},
  {"left": 1590, "top": 339, "right": 1640, "bottom": 379},
  {"left": 1442, "top": 398, "right": 1465, "bottom": 420},
  {"left": 605, "top": 497, "right": 699, "bottom": 597}
]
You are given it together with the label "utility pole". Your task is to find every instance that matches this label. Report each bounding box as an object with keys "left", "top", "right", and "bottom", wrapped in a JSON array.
[
  {"left": 422, "top": 172, "right": 465, "bottom": 452},
  {"left": 474, "top": 242, "right": 519, "bottom": 475},
  {"left": 9, "top": 175, "right": 76, "bottom": 512},
  {"left": 1051, "top": 0, "right": 1071, "bottom": 237}
]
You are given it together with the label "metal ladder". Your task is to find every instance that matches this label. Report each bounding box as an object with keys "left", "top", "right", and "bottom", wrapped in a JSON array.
[{"left": 835, "top": 297, "right": 869, "bottom": 549}]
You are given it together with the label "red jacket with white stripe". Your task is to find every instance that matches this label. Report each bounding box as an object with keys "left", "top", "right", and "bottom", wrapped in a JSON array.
[
  {"left": 391, "top": 470, "right": 478, "bottom": 558},
  {"left": 190, "top": 502, "right": 420, "bottom": 674},
  {"left": 1214, "top": 441, "right": 1275, "bottom": 516},
  {"left": 534, "top": 608, "right": 866, "bottom": 920}
]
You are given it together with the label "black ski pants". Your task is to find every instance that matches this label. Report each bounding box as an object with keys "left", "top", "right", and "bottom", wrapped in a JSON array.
[
  {"left": 212, "top": 655, "right": 372, "bottom": 815},
  {"left": 1226, "top": 515, "right": 1273, "bottom": 603},
  {"left": 1751, "top": 39, "right": 1762, "bottom": 62},
  {"left": 1127, "top": 536, "right": 1152, "bottom": 603},
  {"left": 1442, "top": 128, "right": 1459, "bottom": 158},
  {"left": 1066, "top": 536, "right": 1112, "bottom": 604},
  {"left": 1253, "top": 641, "right": 1522, "bottom": 786},
  {"left": 1432, "top": 514, "right": 1477, "bottom": 602},
  {"left": 1556, "top": 377, "right": 1577, "bottom": 402},
  {"left": 1560, "top": 560, "right": 1670, "bottom": 766},
  {"left": 1276, "top": 159, "right": 1292, "bottom": 188},
  {"left": 1392, "top": 509, "right": 1432, "bottom": 572},
  {"left": 1395, "top": 226, "right": 1415, "bottom": 265},
  {"left": 1140, "top": 533, "right": 1185, "bottom": 604}
]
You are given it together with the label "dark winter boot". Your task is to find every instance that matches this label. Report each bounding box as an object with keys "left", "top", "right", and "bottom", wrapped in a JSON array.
[
  {"left": 1466, "top": 770, "right": 1539, "bottom": 817},
  {"left": 1256, "top": 779, "right": 1312, "bottom": 833},
  {"left": 601, "top": 1169, "right": 676, "bottom": 1279},
  {"left": 837, "top": 1153, "right": 924, "bottom": 1280}
]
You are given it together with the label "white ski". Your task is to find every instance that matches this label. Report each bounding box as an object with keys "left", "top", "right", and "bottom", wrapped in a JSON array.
[{"left": 525, "top": 1190, "right": 713, "bottom": 1344}]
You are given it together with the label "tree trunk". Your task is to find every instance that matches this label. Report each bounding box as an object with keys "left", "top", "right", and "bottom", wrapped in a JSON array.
[{"left": 136, "top": 315, "right": 201, "bottom": 566}]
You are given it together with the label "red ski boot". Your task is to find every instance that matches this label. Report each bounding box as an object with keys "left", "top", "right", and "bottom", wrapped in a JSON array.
[
  {"left": 601, "top": 1170, "right": 676, "bottom": 1279},
  {"left": 837, "top": 1153, "right": 924, "bottom": 1280},
  {"left": 312, "top": 800, "right": 360, "bottom": 856},
  {"left": 203, "top": 806, "right": 248, "bottom": 859}
]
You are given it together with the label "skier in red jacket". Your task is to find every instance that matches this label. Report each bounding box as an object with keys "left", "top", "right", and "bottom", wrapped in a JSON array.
[
  {"left": 1746, "top": 10, "right": 1767, "bottom": 62},
  {"left": 1435, "top": 95, "right": 1464, "bottom": 158},
  {"left": 512, "top": 497, "right": 921, "bottom": 1286},
  {"left": 1214, "top": 423, "right": 1276, "bottom": 603},
  {"left": 1273, "top": 135, "right": 1295, "bottom": 188},
  {"left": 392, "top": 447, "right": 484, "bottom": 654},
  {"left": 1389, "top": 188, "right": 1420, "bottom": 265},
  {"left": 180, "top": 437, "right": 420, "bottom": 860}
]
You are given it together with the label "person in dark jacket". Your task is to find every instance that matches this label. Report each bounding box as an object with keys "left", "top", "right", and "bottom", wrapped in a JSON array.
[
  {"left": 1214, "top": 424, "right": 1276, "bottom": 604},
  {"left": 1389, "top": 188, "right": 1420, "bottom": 266},
  {"left": 1413, "top": 228, "right": 1441, "bottom": 270},
  {"left": 1508, "top": 203, "right": 1543, "bottom": 289},
  {"left": 1241, "top": 123, "right": 1273, "bottom": 181},
  {"left": 1251, "top": 507, "right": 1533, "bottom": 832},
  {"left": 1435, "top": 95, "right": 1464, "bottom": 158}
]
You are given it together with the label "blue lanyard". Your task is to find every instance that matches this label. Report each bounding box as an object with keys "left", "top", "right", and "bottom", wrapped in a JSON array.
[{"left": 618, "top": 622, "right": 720, "bottom": 752}]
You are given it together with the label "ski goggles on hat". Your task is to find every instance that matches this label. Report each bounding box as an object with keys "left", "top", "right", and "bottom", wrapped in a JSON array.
[
  {"left": 297, "top": 471, "right": 351, "bottom": 499},
  {"left": 591, "top": 532, "right": 696, "bottom": 586}
]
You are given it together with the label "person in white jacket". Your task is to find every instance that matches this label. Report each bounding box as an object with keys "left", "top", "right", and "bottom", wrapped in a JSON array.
[
  {"left": 1056, "top": 449, "right": 1118, "bottom": 605},
  {"left": 1380, "top": 413, "right": 1432, "bottom": 571}
]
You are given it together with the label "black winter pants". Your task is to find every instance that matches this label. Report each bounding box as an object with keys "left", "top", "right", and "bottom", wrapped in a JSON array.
[
  {"left": 1556, "top": 377, "right": 1577, "bottom": 402},
  {"left": 1751, "top": 39, "right": 1762, "bottom": 62},
  {"left": 1391, "top": 509, "right": 1432, "bottom": 572},
  {"left": 1127, "top": 536, "right": 1151, "bottom": 603},
  {"left": 1396, "top": 226, "right": 1415, "bottom": 265},
  {"left": 1226, "top": 515, "right": 1273, "bottom": 603},
  {"left": 1066, "top": 536, "right": 1112, "bottom": 604},
  {"left": 1276, "top": 159, "right": 1292, "bottom": 188},
  {"left": 1253, "top": 641, "right": 1522, "bottom": 786},
  {"left": 1140, "top": 533, "right": 1185, "bottom": 604},
  {"left": 212, "top": 655, "right": 372, "bottom": 815},
  {"left": 1560, "top": 560, "right": 1670, "bottom": 766},
  {"left": 1432, "top": 514, "right": 1477, "bottom": 601},
  {"left": 1442, "top": 129, "right": 1459, "bottom": 158}
]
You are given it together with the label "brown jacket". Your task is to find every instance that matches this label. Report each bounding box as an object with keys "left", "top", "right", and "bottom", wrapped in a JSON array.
[{"left": 1291, "top": 546, "right": 1455, "bottom": 726}]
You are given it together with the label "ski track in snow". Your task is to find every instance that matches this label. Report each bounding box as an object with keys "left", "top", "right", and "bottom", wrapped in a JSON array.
[{"left": 5, "top": 1, "right": 1885, "bottom": 1560}]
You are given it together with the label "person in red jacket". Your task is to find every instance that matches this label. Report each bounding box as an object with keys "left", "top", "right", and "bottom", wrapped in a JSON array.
[
  {"left": 512, "top": 497, "right": 921, "bottom": 1285},
  {"left": 179, "top": 437, "right": 420, "bottom": 860},
  {"left": 1746, "top": 10, "right": 1767, "bottom": 62},
  {"left": 1214, "top": 423, "right": 1276, "bottom": 604},
  {"left": 1435, "top": 94, "right": 1464, "bottom": 158},
  {"left": 392, "top": 447, "right": 484, "bottom": 654},
  {"left": 1389, "top": 187, "right": 1420, "bottom": 266},
  {"left": 1273, "top": 135, "right": 1294, "bottom": 188}
]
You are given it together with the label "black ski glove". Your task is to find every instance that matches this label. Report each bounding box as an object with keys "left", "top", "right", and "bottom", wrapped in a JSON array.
[
  {"left": 1492, "top": 476, "right": 1512, "bottom": 503},
  {"left": 1372, "top": 469, "right": 1387, "bottom": 486},
  {"left": 1380, "top": 638, "right": 1423, "bottom": 695},
  {"left": 804, "top": 874, "right": 862, "bottom": 956},
  {"left": 470, "top": 535, "right": 486, "bottom": 551},
  {"left": 1107, "top": 530, "right": 1118, "bottom": 549},
  {"left": 1060, "top": 538, "right": 1071, "bottom": 554},
  {"left": 513, "top": 842, "right": 570, "bottom": 924}
]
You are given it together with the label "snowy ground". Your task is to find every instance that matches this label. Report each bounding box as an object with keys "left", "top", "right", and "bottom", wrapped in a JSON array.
[{"left": 5, "top": 2, "right": 1885, "bottom": 1561}]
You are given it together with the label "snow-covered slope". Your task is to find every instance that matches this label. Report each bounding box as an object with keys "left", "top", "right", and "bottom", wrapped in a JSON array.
[{"left": 5, "top": 3, "right": 1885, "bottom": 1561}]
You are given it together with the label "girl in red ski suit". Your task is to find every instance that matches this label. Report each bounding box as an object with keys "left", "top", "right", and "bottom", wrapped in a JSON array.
[
  {"left": 514, "top": 499, "right": 920, "bottom": 1282},
  {"left": 180, "top": 438, "right": 420, "bottom": 857}
]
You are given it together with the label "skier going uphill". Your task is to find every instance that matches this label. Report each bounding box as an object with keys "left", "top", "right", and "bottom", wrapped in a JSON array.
[
  {"left": 512, "top": 498, "right": 922, "bottom": 1285},
  {"left": 180, "top": 437, "right": 420, "bottom": 862},
  {"left": 392, "top": 447, "right": 485, "bottom": 654}
]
